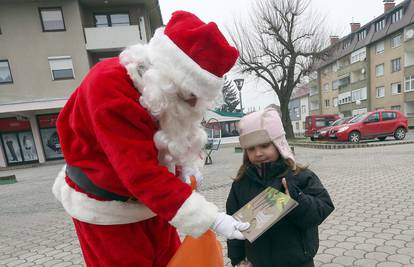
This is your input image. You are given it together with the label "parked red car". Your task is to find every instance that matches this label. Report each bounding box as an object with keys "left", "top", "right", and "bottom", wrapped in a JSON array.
[
  {"left": 329, "top": 110, "right": 408, "bottom": 143},
  {"left": 305, "top": 114, "right": 340, "bottom": 141},
  {"left": 313, "top": 117, "right": 353, "bottom": 140}
]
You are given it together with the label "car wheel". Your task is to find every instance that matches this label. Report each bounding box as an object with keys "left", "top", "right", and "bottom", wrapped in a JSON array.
[
  {"left": 310, "top": 137, "right": 315, "bottom": 141},
  {"left": 394, "top": 127, "right": 406, "bottom": 140},
  {"left": 378, "top": 137, "right": 386, "bottom": 141},
  {"left": 348, "top": 131, "right": 361, "bottom": 143}
]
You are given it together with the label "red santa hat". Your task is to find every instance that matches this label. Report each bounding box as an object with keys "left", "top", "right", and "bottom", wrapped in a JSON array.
[{"left": 147, "top": 11, "right": 239, "bottom": 102}]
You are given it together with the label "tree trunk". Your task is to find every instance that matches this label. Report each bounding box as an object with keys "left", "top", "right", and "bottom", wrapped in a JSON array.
[{"left": 279, "top": 95, "right": 295, "bottom": 139}]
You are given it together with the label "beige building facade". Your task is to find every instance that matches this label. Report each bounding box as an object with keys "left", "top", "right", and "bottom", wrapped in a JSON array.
[
  {"left": 316, "top": 0, "right": 414, "bottom": 126},
  {"left": 0, "top": 0, "right": 162, "bottom": 167}
]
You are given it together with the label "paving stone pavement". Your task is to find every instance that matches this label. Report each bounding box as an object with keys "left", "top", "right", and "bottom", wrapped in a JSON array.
[{"left": 1, "top": 144, "right": 414, "bottom": 267}]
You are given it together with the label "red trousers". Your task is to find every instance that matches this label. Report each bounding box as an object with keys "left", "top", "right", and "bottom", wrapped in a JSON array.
[{"left": 72, "top": 216, "right": 181, "bottom": 267}]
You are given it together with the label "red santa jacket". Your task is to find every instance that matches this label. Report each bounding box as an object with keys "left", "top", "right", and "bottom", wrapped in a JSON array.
[{"left": 56, "top": 57, "right": 195, "bottom": 222}]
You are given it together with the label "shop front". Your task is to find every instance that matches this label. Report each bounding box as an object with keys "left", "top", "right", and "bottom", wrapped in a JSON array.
[
  {"left": 37, "top": 114, "right": 63, "bottom": 160},
  {"left": 0, "top": 117, "right": 39, "bottom": 165}
]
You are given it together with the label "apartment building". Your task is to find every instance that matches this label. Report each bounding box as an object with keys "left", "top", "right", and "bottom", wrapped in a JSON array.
[
  {"left": 0, "top": 0, "right": 162, "bottom": 167},
  {"left": 309, "top": 77, "right": 320, "bottom": 115},
  {"left": 289, "top": 84, "right": 310, "bottom": 137},
  {"left": 316, "top": 0, "right": 414, "bottom": 126}
]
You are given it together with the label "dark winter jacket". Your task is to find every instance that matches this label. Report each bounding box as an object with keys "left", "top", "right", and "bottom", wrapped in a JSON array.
[{"left": 226, "top": 160, "right": 334, "bottom": 267}]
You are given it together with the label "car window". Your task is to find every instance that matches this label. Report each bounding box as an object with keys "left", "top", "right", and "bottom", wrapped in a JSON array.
[
  {"left": 315, "top": 119, "right": 326, "bottom": 127},
  {"left": 349, "top": 114, "right": 365, "bottom": 123},
  {"left": 366, "top": 113, "right": 380, "bottom": 122},
  {"left": 382, "top": 111, "right": 396, "bottom": 121}
]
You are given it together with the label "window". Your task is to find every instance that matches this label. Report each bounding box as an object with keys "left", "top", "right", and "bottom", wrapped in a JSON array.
[
  {"left": 350, "top": 47, "right": 366, "bottom": 64},
  {"left": 343, "top": 39, "right": 351, "bottom": 49},
  {"left": 404, "top": 76, "right": 414, "bottom": 92},
  {"left": 48, "top": 56, "right": 74, "bottom": 80},
  {"left": 332, "top": 80, "right": 340, "bottom": 90},
  {"left": 376, "top": 64, "right": 384, "bottom": 77},
  {"left": 39, "top": 7, "right": 65, "bottom": 31},
  {"left": 294, "top": 107, "right": 299, "bottom": 118},
  {"left": 382, "top": 111, "right": 397, "bottom": 121},
  {"left": 295, "top": 122, "right": 299, "bottom": 130},
  {"left": 220, "top": 121, "right": 240, "bottom": 137},
  {"left": 310, "top": 86, "right": 318, "bottom": 96},
  {"left": 391, "top": 58, "right": 401, "bottom": 72},
  {"left": 391, "top": 34, "right": 402, "bottom": 48},
  {"left": 315, "top": 118, "right": 328, "bottom": 127},
  {"left": 391, "top": 82, "right": 401, "bottom": 95},
  {"left": 94, "top": 13, "right": 130, "bottom": 27},
  {"left": 375, "top": 19, "right": 385, "bottom": 32},
  {"left": 325, "top": 99, "right": 330, "bottom": 107},
  {"left": 391, "top": 9, "right": 403, "bottom": 23},
  {"left": 301, "top": 105, "right": 306, "bottom": 114},
  {"left": 391, "top": 105, "right": 401, "bottom": 110},
  {"left": 367, "top": 112, "right": 380, "bottom": 122},
  {"left": 352, "top": 90, "right": 361, "bottom": 102},
  {"left": 338, "top": 92, "right": 351, "bottom": 105},
  {"left": 310, "top": 100, "right": 319, "bottom": 111},
  {"left": 357, "top": 30, "right": 367, "bottom": 41},
  {"left": 351, "top": 88, "right": 367, "bottom": 102},
  {"left": 376, "top": 41, "right": 384, "bottom": 54},
  {"left": 376, "top": 86, "right": 385, "bottom": 98},
  {"left": 0, "top": 60, "right": 12, "bottom": 84},
  {"left": 323, "top": 83, "right": 329, "bottom": 92},
  {"left": 333, "top": 97, "right": 338, "bottom": 107}
]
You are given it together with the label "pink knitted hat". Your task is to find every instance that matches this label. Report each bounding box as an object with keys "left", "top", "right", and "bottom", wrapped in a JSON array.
[{"left": 238, "top": 108, "right": 295, "bottom": 165}]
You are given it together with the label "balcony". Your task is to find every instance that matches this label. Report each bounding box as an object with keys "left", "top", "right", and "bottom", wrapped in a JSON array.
[
  {"left": 84, "top": 25, "right": 147, "bottom": 52},
  {"left": 350, "top": 79, "right": 367, "bottom": 90}
]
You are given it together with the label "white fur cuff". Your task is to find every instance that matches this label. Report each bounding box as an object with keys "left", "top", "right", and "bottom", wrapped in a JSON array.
[
  {"left": 52, "top": 166, "right": 156, "bottom": 225},
  {"left": 170, "top": 191, "right": 219, "bottom": 238}
]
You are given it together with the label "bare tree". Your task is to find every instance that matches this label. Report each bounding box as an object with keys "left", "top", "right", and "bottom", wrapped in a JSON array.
[{"left": 229, "top": 0, "right": 329, "bottom": 138}]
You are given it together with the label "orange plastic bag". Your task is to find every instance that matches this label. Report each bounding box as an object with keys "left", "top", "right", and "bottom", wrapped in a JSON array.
[{"left": 167, "top": 229, "right": 224, "bottom": 267}]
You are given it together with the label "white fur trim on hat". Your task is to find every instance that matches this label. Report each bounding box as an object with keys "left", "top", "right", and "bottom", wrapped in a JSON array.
[
  {"left": 170, "top": 191, "right": 219, "bottom": 238},
  {"left": 147, "top": 28, "right": 224, "bottom": 102},
  {"left": 52, "top": 166, "right": 156, "bottom": 225}
]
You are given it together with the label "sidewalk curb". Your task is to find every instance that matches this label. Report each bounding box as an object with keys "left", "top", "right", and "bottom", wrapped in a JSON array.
[
  {"left": 289, "top": 140, "right": 414, "bottom": 149},
  {"left": 0, "top": 159, "right": 65, "bottom": 172}
]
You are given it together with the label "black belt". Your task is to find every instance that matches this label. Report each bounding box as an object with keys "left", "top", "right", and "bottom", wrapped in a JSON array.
[{"left": 65, "top": 164, "right": 131, "bottom": 202}]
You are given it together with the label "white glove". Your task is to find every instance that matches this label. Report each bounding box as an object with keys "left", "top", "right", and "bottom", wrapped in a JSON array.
[
  {"left": 211, "top": 212, "right": 250, "bottom": 240},
  {"left": 181, "top": 166, "right": 203, "bottom": 190}
]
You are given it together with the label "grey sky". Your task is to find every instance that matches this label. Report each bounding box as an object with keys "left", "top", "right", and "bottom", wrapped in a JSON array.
[{"left": 158, "top": 0, "right": 404, "bottom": 110}]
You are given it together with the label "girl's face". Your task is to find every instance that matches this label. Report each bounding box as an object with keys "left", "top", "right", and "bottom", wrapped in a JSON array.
[{"left": 246, "top": 142, "right": 279, "bottom": 165}]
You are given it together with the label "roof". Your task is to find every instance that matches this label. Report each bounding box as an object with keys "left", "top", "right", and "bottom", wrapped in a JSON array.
[{"left": 204, "top": 109, "right": 244, "bottom": 122}]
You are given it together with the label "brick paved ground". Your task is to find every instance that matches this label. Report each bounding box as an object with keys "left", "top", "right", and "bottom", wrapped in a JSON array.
[{"left": 1, "top": 144, "right": 413, "bottom": 266}]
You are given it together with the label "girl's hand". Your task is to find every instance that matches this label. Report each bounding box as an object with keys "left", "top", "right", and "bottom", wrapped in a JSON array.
[{"left": 282, "top": 177, "right": 290, "bottom": 197}]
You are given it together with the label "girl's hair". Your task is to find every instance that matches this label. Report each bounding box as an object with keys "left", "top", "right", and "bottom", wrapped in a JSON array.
[{"left": 235, "top": 147, "right": 308, "bottom": 181}]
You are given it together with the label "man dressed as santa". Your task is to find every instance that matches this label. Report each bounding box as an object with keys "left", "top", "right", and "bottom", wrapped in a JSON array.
[{"left": 52, "top": 10, "right": 249, "bottom": 267}]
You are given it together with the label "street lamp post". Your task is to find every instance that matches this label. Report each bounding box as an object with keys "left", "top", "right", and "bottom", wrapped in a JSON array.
[{"left": 233, "top": 78, "right": 244, "bottom": 113}]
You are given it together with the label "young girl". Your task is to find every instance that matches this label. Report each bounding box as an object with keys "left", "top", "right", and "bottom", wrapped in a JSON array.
[{"left": 226, "top": 107, "right": 334, "bottom": 267}]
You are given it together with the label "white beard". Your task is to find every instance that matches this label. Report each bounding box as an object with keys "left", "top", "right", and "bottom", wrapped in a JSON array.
[{"left": 120, "top": 44, "right": 210, "bottom": 170}]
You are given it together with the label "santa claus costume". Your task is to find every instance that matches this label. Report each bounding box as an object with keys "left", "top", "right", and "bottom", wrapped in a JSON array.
[{"left": 52, "top": 11, "right": 241, "bottom": 267}]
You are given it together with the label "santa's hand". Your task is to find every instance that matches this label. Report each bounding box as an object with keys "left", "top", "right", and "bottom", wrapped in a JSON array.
[
  {"left": 211, "top": 212, "right": 250, "bottom": 240},
  {"left": 182, "top": 166, "right": 203, "bottom": 190}
]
